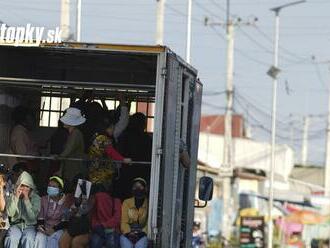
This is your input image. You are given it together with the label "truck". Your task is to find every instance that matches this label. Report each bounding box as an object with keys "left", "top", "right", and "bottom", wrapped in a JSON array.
[{"left": 0, "top": 42, "right": 213, "bottom": 248}]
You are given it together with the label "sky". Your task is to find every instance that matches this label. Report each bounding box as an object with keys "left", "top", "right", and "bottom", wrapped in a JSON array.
[{"left": 0, "top": 0, "right": 329, "bottom": 165}]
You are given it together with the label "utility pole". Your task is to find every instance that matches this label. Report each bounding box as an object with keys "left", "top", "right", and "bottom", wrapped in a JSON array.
[
  {"left": 222, "top": 20, "right": 234, "bottom": 240},
  {"left": 185, "top": 0, "right": 192, "bottom": 63},
  {"left": 325, "top": 76, "right": 330, "bottom": 196},
  {"left": 156, "top": 0, "right": 165, "bottom": 45},
  {"left": 204, "top": 8, "right": 257, "bottom": 240},
  {"left": 301, "top": 116, "right": 309, "bottom": 165},
  {"left": 60, "top": 0, "right": 71, "bottom": 41},
  {"left": 76, "top": 0, "right": 82, "bottom": 42}
]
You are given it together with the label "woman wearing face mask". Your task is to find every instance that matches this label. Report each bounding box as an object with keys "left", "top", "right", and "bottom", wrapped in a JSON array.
[
  {"left": 120, "top": 178, "right": 148, "bottom": 248},
  {"left": 34, "top": 176, "right": 73, "bottom": 248}
]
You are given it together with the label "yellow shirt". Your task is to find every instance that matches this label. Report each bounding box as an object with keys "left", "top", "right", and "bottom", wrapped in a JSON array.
[{"left": 121, "top": 197, "right": 148, "bottom": 234}]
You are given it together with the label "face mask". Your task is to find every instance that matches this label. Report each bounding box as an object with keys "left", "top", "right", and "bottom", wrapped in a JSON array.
[
  {"left": 133, "top": 189, "right": 145, "bottom": 199},
  {"left": 47, "top": 186, "right": 60, "bottom": 197}
]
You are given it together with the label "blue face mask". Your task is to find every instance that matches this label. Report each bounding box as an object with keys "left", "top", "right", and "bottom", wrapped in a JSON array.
[{"left": 47, "top": 186, "right": 60, "bottom": 197}]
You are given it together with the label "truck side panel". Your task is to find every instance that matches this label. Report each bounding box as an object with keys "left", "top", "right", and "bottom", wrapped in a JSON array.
[
  {"left": 182, "top": 80, "right": 203, "bottom": 248},
  {"left": 158, "top": 54, "right": 182, "bottom": 247}
]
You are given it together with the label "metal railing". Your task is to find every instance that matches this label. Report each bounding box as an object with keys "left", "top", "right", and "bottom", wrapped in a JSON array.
[{"left": 0, "top": 153, "right": 151, "bottom": 165}]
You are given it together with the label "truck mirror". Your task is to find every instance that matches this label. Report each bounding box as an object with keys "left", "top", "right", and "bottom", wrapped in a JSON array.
[{"left": 198, "top": 176, "right": 213, "bottom": 201}]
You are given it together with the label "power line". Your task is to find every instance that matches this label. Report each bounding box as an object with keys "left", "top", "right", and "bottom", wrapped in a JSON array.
[
  {"left": 234, "top": 90, "right": 327, "bottom": 135},
  {"left": 193, "top": 0, "right": 224, "bottom": 21},
  {"left": 208, "top": 25, "right": 271, "bottom": 66},
  {"left": 202, "top": 101, "right": 226, "bottom": 110},
  {"left": 237, "top": 27, "right": 304, "bottom": 65},
  {"left": 203, "top": 90, "right": 226, "bottom": 96},
  {"left": 234, "top": 99, "right": 325, "bottom": 142},
  {"left": 253, "top": 25, "right": 310, "bottom": 63},
  {"left": 312, "top": 58, "right": 329, "bottom": 91}
]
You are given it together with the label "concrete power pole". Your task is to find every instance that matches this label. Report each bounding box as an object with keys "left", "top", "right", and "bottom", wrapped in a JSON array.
[
  {"left": 76, "top": 0, "right": 82, "bottom": 42},
  {"left": 185, "top": 0, "right": 192, "bottom": 63},
  {"left": 301, "top": 116, "right": 309, "bottom": 165},
  {"left": 222, "top": 20, "right": 234, "bottom": 241},
  {"left": 156, "top": 0, "right": 165, "bottom": 45},
  {"left": 204, "top": 14, "right": 256, "bottom": 242},
  {"left": 60, "top": 0, "right": 71, "bottom": 41},
  {"left": 325, "top": 83, "right": 330, "bottom": 196}
]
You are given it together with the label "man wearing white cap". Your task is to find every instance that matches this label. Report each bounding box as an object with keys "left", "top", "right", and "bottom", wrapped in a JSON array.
[{"left": 58, "top": 108, "right": 86, "bottom": 187}]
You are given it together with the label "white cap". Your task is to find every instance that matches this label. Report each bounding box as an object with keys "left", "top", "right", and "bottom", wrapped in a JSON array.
[{"left": 60, "top": 107, "right": 86, "bottom": 126}]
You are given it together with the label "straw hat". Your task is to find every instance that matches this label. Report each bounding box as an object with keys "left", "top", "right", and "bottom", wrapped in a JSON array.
[{"left": 60, "top": 107, "right": 86, "bottom": 126}]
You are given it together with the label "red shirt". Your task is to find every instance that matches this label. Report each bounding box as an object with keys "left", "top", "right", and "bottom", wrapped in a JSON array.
[
  {"left": 91, "top": 192, "right": 122, "bottom": 231},
  {"left": 105, "top": 145, "right": 125, "bottom": 161}
]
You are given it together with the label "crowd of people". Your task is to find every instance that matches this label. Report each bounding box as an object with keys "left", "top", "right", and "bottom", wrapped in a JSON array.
[
  {"left": 0, "top": 168, "right": 149, "bottom": 248},
  {"left": 0, "top": 94, "right": 154, "bottom": 247}
]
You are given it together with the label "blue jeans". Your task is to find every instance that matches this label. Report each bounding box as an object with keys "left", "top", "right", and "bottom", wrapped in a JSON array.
[
  {"left": 34, "top": 230, "right": 64, "bottom": 248},
  {"left": 4, "top": 226, "right": 36, "bottom": 248},
  {"left": 120, "top": 235, "right": 148, "bottom": 248},
  {"left": 90, "top": 232, "right": 119, "bottom": 248}
]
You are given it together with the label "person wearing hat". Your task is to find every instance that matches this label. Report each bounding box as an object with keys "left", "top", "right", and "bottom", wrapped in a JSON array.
[
  {"left": 34, "top": 176, "right": 73, "bottom": 248},
  {"left": 58, "top": 107, "right": 86, "bottom": 187},
  {"left": 4, "top": 171, "right": 41, "bottom": 248},
  {"left": 120, "top": 178, "right": 148, "bottom": 248}
]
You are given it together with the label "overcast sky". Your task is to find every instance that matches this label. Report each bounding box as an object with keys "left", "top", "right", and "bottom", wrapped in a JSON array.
[{"left": 0, "top": 0, "right": 329, "bottom": 165}]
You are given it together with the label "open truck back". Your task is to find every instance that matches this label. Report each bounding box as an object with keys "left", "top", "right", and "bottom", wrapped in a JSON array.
[{"left": 0, "top": 42, "right": 204, "bottom": 248}]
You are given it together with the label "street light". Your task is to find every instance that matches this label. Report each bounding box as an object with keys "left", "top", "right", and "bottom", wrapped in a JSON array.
[
  {"left": 185, "top": 0, "right": 192, "bottom": 63},
  {"left": 267, "top": 1, "right": 306, "bottom": 248}
]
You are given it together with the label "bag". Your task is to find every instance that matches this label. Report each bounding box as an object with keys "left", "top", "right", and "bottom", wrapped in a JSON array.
[{"left": 67, "top": 215, "right": 90, "bottom": 237}]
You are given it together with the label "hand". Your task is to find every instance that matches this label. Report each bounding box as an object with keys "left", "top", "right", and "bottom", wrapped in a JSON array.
[
  {"left": 70, "top": 206, "right": 78, "bottom": 215},
  {"left": 22, "top": 188, "right": 30, "bottom": 200},
  {"left": 15, "top": 188, "right": 22, "bottom": 198},
  {"left": 123, "top": 158, "right": 132, "bottom": 164}
]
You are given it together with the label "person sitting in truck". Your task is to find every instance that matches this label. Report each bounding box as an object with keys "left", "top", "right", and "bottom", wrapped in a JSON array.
[
  {"left": 90, "top": 183, "right": 121, "bottom": 248},
  {"left": 34, "top": 176, "right": 73, "bottom": 248},
  {"left": 7, "top": 106, "right": 39, "bottom": 171},
  {"left": 0, "top": 171, "right": 8, "bottom": 248},
  {"left": 59, "top": 176, "right": 93, "bottom": 248},
  {"left": 120, "top": 178, "right": 148, "bottom": 248},
  {"left": 57, "top": 108, "right": 87, "bottom": 190},
  {"left": 4, "top": 171, "right": 41, "bottom": 248},
  {"left": 6, "top": 162, "right": 28, "bottom": 195}
]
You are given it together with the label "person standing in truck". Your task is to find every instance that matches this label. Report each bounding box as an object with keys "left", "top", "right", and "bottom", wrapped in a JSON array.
[
  {"left": 58, "top": 107, "right": 86, "bottom": 190},
  {"left": 4, "top": 171, "right": 40, "bottom": 248},
  {"left": 8, "top": 106, "right": 39, "bottom": 171},
  {"left": 88, "top": 104, "right": 131, "bottom": 188}
]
